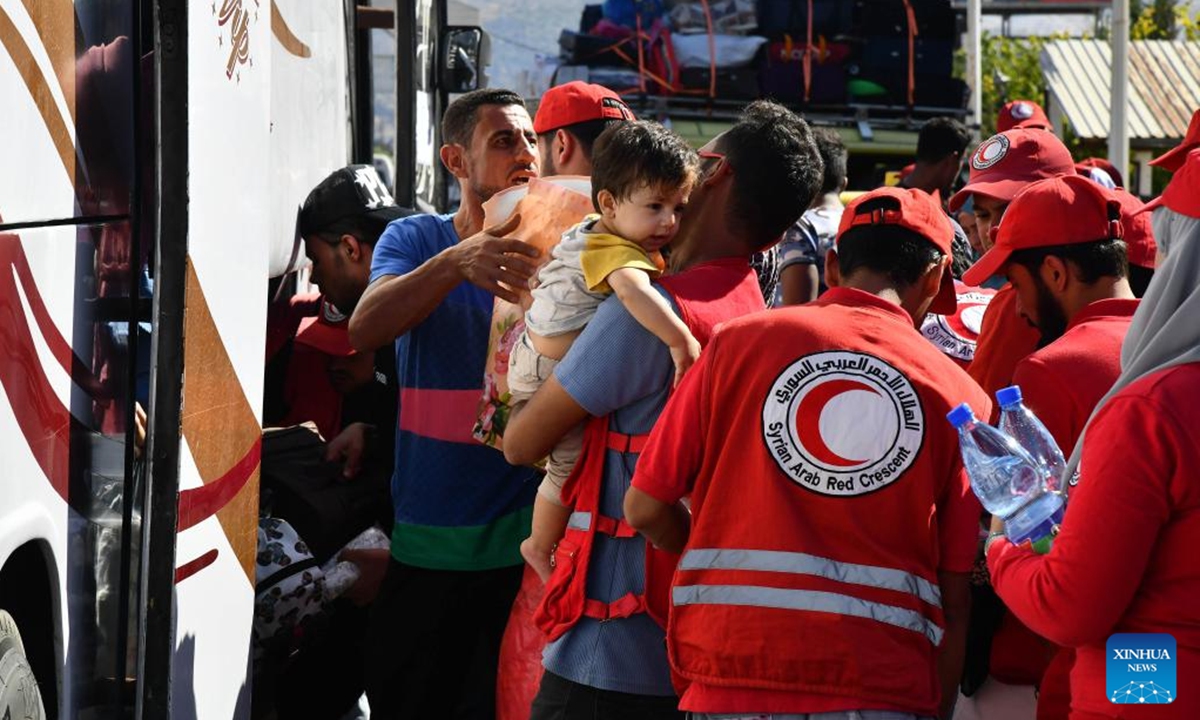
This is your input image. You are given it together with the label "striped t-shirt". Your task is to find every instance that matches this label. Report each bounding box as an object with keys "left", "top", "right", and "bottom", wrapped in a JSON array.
[{"left": 370, "top": 213, "right": 538, "bottom": 570}]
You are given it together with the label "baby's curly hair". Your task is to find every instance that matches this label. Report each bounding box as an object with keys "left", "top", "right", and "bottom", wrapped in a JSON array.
[{"left": 589, "top": 121, "right": 699, "bottom": 211}]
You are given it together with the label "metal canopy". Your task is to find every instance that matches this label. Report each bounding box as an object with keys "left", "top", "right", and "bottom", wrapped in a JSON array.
[{"left": 1041, "top": 39, "right": 1200, "bottom": 147}]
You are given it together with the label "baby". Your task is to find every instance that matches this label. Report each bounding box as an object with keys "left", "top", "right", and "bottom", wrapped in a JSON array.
[{"left": 507, "top": 120, "right": 700, "bottom": 580}]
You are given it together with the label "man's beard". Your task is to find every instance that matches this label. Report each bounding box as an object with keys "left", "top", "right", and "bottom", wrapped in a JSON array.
[
  {"left": 1030, "top": 273, "right": 1069, "bottom": 348},
  {"left": 471, "top": 179, "right": 508, "bottom": 203}
]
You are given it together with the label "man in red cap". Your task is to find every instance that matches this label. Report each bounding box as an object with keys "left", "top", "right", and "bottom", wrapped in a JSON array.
[
  {"left": 997, "top": 99, "right": 1052, "bottom": 133},
  {"left": 533, "top": 80, "right": 635, "bottom": 176},
  {"left": 965, "top": 175, "right": 1138, "bottom": 462},
  {"left": 625, "top": 186, "right": 988, "bottom": 720},
  {"left": 947, "top": 127, "right": 1075, "bottom": 713},
  {"left": 1148, "top": 107, "right": 1200, "bottom": 173},
  {"left": 967, "top": 174, "right": 1140, "bottom": 720},
  {"left": 949, "top": 128, "right": 1076, "bottom": 401}
]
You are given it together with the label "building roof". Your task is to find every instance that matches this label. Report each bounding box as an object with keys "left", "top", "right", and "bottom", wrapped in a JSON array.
[{"left": 1041, "top": 39, "right": 1200, "bottom": 147}]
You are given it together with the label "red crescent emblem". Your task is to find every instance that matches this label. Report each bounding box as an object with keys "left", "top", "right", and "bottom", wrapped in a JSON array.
[
  {"left": 944, "top": 301, "right": 987, "bottom": 339},
  {"left": 795, "top": 379, "right": 879, "bottom": 467}
]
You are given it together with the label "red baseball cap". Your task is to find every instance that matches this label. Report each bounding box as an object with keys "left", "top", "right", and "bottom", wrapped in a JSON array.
[
  {"left": 296, "top": 298, "right": 355, "bottom": 357},
  {"left": 533, "top": 81, "right": 635, "bottom": 135},
  {"left": 963, "top": 175, "right": 1123, "bottom": 286},
  {"left": 949, "top": 129, "right": 1076, "bottom": 212},
  {"left": 1149, "top": 108, "right": 1200, "bottom": 172},
  {"left": 997, "top": 100, "right": 1051, "bottom": 132},
  {"left": 839, "top": 187, "right": 958, "bottom": 314},
  {"left": 1112, "top": 189, "right": 1157, "bottom": 269},
  {"left": 1141, "top": 147, "right": 1200, "bottom": 219},
  {"left": 1075, "top": 157, "right": 1124, "bottom": 188}
]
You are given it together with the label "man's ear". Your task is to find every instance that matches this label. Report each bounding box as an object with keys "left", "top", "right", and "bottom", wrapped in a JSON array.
[
  {"left": 555, "top": 128, "right": 575, "bottom": 167},
  {"left": 340, "top": 234, "right": 363, "bottom": 261},
  {"left": 1041, "top": 255, "right": 1070, "bottom": 293},
  {"left": 824, "top": 249, "right": 841, "bottom": 288},
  {"left": 923, "top": 255, "right": 949, "bottom": 299},
  {"left": 700, "top": 156, "right": 732, "bottom": 188},
  {"left": 440, "top": 144, "right": 467, "bottom": 179}
]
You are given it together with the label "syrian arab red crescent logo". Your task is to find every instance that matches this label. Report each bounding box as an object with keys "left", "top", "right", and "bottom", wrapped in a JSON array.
[
  {"left": 920, "top": 289, "right": 995, "bottom": 362},
  {"left": 762, "top": 351, "right": 925, "bottom": 496},
  {"left": 972, "top": 134, "right": 1010, "bottom": 171}
]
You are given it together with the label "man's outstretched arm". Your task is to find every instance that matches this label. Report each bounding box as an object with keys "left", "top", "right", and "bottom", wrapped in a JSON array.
[{"left": 349, "top": 214, "right": 539, "bottom": 352}]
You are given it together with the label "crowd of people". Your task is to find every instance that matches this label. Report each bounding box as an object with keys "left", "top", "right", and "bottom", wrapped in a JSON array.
[{"left": 259, "top": 82, "right": 1200, "bottom": 720}]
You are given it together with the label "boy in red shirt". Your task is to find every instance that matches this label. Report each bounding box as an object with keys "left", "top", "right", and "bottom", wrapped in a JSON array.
[{"left": 625, "top": 187, "right": 988, "bottom": 720}]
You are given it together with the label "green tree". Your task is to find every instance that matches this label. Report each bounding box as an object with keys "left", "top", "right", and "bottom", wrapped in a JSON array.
[
  {"left": 962, "top": 33, "right": 1065, "bottom": 139},
  {"left": 1130, "top": 0, "right": 1179, "bottom": 39},
  {"left": 1131, "top": 0, "right": 1200, "bottom": 39}
]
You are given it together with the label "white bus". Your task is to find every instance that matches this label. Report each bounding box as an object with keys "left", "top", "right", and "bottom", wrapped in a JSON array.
[{"left": 0, "top": 0, "right": 475, "bottom": 716}]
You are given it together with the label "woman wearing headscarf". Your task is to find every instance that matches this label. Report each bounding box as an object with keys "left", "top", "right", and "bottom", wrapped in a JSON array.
[{"left": 985, "top": 147, "right": 1200, "bottom": 720}]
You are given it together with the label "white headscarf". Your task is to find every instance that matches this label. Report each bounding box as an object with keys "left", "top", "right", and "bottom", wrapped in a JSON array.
[{"left": 1064, "top": 205, "right": 1200, "bottom": 490}]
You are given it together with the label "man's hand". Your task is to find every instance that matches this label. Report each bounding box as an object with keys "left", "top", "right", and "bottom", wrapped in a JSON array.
[
  {"left": 326, "top": 422, "right": 372, "bottom": 479},
  {"left": 452, "top": 213, "right": 541, "bottom": 303}
]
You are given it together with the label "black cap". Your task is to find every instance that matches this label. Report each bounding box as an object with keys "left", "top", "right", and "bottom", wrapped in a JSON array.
[{"left": 298, "top": 164, "right": 413, "bottom": 238}]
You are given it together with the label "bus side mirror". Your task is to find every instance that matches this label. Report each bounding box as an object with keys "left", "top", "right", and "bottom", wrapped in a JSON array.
[{"left": 441, "top": 26, "right": 484, "bottom": 93}]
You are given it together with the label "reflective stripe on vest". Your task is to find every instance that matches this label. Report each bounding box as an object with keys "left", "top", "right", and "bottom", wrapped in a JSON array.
[
  {"left": 567, "top": 511, "right": 591, "bottom": 532},
  {"left": 566, "top": 511, "right": 638, "bottom": 538},
  {"left": 679, "top": 548, "right": 942, "bottom": 608},
  {"left": 672, "top": 584, "right": 944, "bottom": 646}
]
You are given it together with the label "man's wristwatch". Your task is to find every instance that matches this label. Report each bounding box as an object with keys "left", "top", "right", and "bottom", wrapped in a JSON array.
[{"left": 984, "top": 531, "right": 1006, "bottom": 554}]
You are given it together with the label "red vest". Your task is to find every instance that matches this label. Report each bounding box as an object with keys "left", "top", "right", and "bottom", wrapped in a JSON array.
[
  {"left": 534, "top": 258, "right": 765, "bottom": 641},
  {"left": 650, "top": 290, "right": 990, "bottom": 714}
]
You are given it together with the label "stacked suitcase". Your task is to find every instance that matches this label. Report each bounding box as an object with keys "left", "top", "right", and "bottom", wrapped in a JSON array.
[{"left": 555, "top": 0, "right": 967, "bottom": 111}]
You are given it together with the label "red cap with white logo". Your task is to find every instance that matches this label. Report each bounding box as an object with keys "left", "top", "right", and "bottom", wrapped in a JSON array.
[
  {"left": 949, "top": 129, "right": 1076, "bottom": 213},
  {"left": 963, "top": 175, "right": 1123, "bottom": 286},
  {"left": 296, "top": 298, "right": 355, "bottom": 357},
  {"left": 997, "top": 100, "right": 1051, "bottom": 132}
]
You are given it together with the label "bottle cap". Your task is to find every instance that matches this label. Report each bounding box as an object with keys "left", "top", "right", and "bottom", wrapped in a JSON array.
[
  {"left": 946, "top": 403, "right": 976, "bottom": 428},
  {"left": 996, "top": 385, "right": 1023, "bottom": 408}
]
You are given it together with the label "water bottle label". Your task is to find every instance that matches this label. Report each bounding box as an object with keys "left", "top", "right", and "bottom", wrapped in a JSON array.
[{"left": 1005, "top": 492, "right": 1065, "bottom": 545}]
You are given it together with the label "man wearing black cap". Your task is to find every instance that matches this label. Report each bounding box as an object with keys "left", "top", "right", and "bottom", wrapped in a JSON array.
[
  {"left": 298, "top": 163, "right": 415, "bottom": 314},
  {"left": 268, "top": 164, "right": 412, "bottom": 473}
]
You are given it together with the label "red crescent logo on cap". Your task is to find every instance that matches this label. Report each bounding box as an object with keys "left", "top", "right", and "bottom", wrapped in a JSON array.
[
  {"left": 1011, "top": 102, "right": 1034, "bottom": 120},
  {"left": 762, "top": 351, "right": 925, "bottom": 496},
  {"left": 972, "top": 134, "right": 1011, "bottom": 171},
  {"left": 321, "top": 300, "right": 347, "bottom": 323}
]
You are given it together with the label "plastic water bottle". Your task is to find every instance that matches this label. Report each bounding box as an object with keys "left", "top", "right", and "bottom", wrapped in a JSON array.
[
  {"left": 996, "top": 386, "right": 1067, "bottom": 492},
  {"left": 947, "top": 403, "right": 1064, "bottom": 552}
]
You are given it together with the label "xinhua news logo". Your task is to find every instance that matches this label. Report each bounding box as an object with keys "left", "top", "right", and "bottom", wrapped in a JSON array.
[{"left": 1107, "top": 633, "right": 1176, "bottom": 705}]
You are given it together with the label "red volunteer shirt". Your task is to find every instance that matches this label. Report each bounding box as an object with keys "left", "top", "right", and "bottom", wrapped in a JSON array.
[
  {"left": 988, "top": 363, "right": 1200, "bottom": 720},
  {"left": 969, "top": 284, "right": 1042, "bottom": 417},
  {"left": 1012, "top": 298, "right": 1139, "bottom": 455},
  {"left": 633, "top": 288, "right": 990, "bottom": 715},
  {"left": 1007, "top": 298, "right": 1138, "bottom": 716}
]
